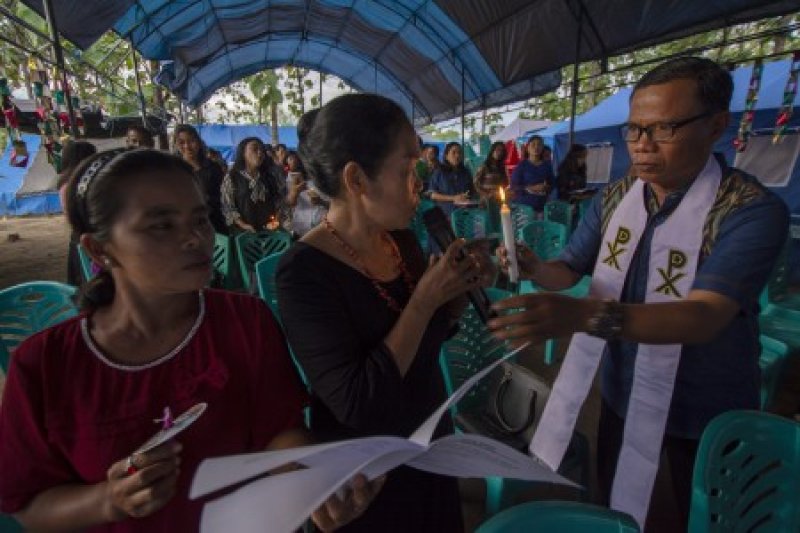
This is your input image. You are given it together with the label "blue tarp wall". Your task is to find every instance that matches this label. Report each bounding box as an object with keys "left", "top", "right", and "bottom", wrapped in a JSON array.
[
  {"left": 0, "top": 134, "right": 61, "bottom": 216},
  {"left": 196, "top": 124, "right": 300, "bottom": 163},
  {"left": 540, "top": 59, "right": 800, "bottom": 281}
]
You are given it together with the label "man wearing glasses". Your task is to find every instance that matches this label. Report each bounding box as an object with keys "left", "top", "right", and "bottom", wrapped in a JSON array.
[{"left": 490, "top": 57, "right": 789, "bottom": 530}]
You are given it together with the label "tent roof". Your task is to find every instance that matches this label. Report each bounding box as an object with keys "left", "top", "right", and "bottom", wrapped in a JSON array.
[
  {"left": 19, "top": 1, "right": 799, "bottom": 124},
  {"left": 491, "top": 118, "right": 553, "bottom": 142}
]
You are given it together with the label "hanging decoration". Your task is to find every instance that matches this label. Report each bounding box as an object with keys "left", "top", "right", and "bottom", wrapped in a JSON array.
[
  {"left": 10, "top": 139, "right": 29, "bottom": 168},
  {"left": 772, "top": 51, "right": 800, "bottom": 144},
  {"left": 734, "top": 59, "right": 763, "bottom": 153}
]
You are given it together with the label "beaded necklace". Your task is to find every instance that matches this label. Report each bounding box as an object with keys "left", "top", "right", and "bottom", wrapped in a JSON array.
[{"left": 323, "top": 217, "right": 416, "bottom": 313}]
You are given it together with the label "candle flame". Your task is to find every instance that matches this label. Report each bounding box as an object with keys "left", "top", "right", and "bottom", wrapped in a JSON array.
[{"left": 498, "top": 187, "right": 506, "bottom": 203}]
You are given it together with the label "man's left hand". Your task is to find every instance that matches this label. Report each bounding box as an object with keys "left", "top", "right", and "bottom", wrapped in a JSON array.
[{"left": 311, "top": 474, "right": 386, "bottom": 532}]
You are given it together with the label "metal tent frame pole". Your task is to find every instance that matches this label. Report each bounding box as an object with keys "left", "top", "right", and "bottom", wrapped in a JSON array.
[
  {"left": 42, "top": 0, "right": 79, "bottom": 137},
  {"left": 129, "top": 39, "right": 148, "bottom": 128},
  {"left": 568, "top": 3, "right": 583, "bottom": 147},
  {"left": 460, "top": 63, "right": 465, "bottom": 147}
]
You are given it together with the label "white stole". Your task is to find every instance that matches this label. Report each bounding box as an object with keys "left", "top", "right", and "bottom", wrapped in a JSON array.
[{"left": 529, "top": 155, "right": 721, "bottom": 528}]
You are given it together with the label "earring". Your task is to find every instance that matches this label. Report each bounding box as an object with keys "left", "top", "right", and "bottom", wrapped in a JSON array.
[{"left": 103, "top": 257, "right": 112, "bottom": 268}]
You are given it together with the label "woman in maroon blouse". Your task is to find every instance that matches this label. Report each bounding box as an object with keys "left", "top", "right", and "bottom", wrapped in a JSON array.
[{"left": 0, "top": 149, "right": 380, "bottom": 532}]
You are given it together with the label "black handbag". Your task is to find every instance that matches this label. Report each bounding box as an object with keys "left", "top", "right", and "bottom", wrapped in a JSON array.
[{"left": 455, "top": 361, "right": 550, "bottom": 452}]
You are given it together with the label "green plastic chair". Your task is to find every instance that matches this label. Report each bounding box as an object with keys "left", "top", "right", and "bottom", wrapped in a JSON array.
[
  {"left": 688, "top": 410, "right": 800, "bottom": 533},
  {"left": 544, "top": 200, "right": 574, "bottom": 239},
  {"left": 439, "top": 288, "right": 590, "bottom": 515},
  {"left": 758, "top": 335, "right": 790, "bottom": 411},
  {"left": 451, "top": 208, "right": 490, "bottom": 240},
  {"left": 235, "top": 230, "right": 292, "bottom": 292},
  {"left": 212, "top": 233, "right": 236, "bottom": 289},
  {"left": 759, "top": 301, "right": 800, "bottom": 352},
  {"left": 762, "top": 239, "right": 799, "bottom": 312},
  {"left": 0, "top": 282, "right": 78, "bottom": 372},
  {"left": 0, "top": 514, "right": 21, "bottom": 533},
  {"left": 510, "top": 204, "right": 535, "bottom": 238},
  {"left": 577, "top": 196, "right": 594, "bottom": 221},
  {"left": 409, "top": 198, "right": 435, "bottom": 252},
  {"left": 77, "top": 244, "right": 94, "bottom": 282},
  {"left": 518, "top": 220, "right": 567, "bottom": 261},
  {"left": 255, "top": 252, "right": 285, "bottom": 319},
  {"left": 476, "top": 501, "right": 639, "bottom": 532}
]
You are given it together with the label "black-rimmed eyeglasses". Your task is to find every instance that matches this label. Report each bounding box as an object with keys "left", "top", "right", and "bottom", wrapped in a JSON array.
[{"left": 620, "top": 111, "right": 714, "bottom": 143}]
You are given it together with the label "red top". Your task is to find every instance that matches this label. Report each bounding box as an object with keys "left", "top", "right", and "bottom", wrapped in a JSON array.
[{"left": 0, "top": 289, "right": 307, "bottom": 532}]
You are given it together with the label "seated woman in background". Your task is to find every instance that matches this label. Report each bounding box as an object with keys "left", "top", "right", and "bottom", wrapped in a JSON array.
[
  {"left": 510, "top": 135, "right": 554, "bottom": 214},
  {"left": 0, "top": 148, "right": 380, "bottom": 532},
  {"left": 473, "top": 141, "right": 509, "bottom": 232},
  {"left": 57, "top": 139, "right": 97, "bottom": 286},
  {"left": 473, "top": 141, "right": 509, "bottom": 201},
  {"left": 173, "top": 124, "right": 227, "bottom": 234},
  {"left": 556, "top": 143, "right": 588, "bottom": 200},
  {"left": 429, "top": 141, "right": 473, "bottom": 215},
  {"left": 124, "top": 125, "right": 155, "bottom": 149},
  {"left": 286, "top": 150, "right": 328, "bottom": 238},
  {"left": 221, "top": 137, "right": 284, "bottom": 233},
  {"left": 277, "top": 93, "right": 492, "bottom": 532},
  {"left": 415, "top": 144, "right": 439, "bottom": 191}
]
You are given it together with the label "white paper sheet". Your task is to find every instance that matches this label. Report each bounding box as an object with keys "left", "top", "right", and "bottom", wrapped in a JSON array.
[
  {"left": 194, "top": 341, "right": 579, "bottom": 533},
  {"left": 407, "top": 433, "right": 576, "bottom": 487}
]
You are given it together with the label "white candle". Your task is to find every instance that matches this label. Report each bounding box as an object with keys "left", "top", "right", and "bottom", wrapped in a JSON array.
[{"left": 499, "top": 187, "right": 519, "bottom": 283}]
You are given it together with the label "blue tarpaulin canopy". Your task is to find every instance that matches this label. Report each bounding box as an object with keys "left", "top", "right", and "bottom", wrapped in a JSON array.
[
  {"left": 19, "top": 1, "right": 799, "bottom": 124},
  {"left": 197, "top": 124, "right": 299, "bottom": 162}
]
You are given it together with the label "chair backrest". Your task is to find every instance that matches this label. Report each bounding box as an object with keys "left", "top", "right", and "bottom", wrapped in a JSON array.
[
  {"left": 758, "top": 334, "right": 789, "bottom": 410},
  {"left": 409, "top": 199, "right": 435, "bottom": 251},
  {"left": 255, "top": 252, "right": 285, "bottom": 319},
  {"left": 212, "top": 233, "right": 234, "bottom": 289},
  {"left": 235, "top": 231, "right": 292, "bottom": 291},
  {"left": 451, "top": 208, "right": 489, "bottom": 239},
  {"left": 0, "top": 282, "right": 78, "bottom": 370},
  {"left": 439, "top": 288, "right": 512, "bottom": 413},
  {"left": 764, "top": 238, "right": 791, "bottom": 304},
  {"left": 519, "top": 220, "right": 568, "bottom": 261},
  {"left": 77, "top": 245, "right": 94, "bottom": 282},
  {"left": 476, "top": 500, "right": 640, "bottom": 532},
  {"left": 578, "top": 196, "right": 594, "bottom": 221},
  {"left": 688, "top": 410, "right": 800, "bottom": 533},
  {"left": 544, "top": 200, "right": 574, "bottom": 236},
  {"left": 510, "top": 204, "right": 535, "bottom": 238}
]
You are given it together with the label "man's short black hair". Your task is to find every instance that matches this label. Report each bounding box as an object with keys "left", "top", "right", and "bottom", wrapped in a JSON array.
[{"left": 632, "top": 56, "right": 733, "bottom": 113}]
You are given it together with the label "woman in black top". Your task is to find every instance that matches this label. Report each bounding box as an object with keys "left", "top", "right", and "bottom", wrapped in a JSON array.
[
  {"left": 173, "top": 124, "right": 227, "bottom": 234},
  {"left": 221, "top": 137, "right": 284, "bottom": 232},
  {"left": 277, "top": 94, "right": 491, "bottom": 533},
  {"left": 556, "top": 143, "right": 588, "bottom": 200}
]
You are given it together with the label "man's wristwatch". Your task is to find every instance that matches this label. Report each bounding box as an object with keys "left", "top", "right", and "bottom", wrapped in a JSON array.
[{"left": 585, "top": 299, "right": 625, "bottom": 340}]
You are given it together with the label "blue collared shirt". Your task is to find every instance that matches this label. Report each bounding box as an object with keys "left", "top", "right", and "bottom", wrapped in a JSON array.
[{"left": 559, "top": 157, "right": 790, "bottom": 438}]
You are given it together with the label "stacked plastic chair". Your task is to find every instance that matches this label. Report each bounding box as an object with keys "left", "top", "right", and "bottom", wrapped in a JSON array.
[
  {"left": 255, "top": 252, "right": 285, "bottom": 320},
  {"left": 516, "top": 221, "right": 589, "bottom": 364},
  {"left": 439, "top": 288, "right": 590, "bottom": 516},
  {"left": 476, "top": 501, "right": 639, "bottom": 532},
  {"left": 451, "top": 208, "right": 490, "bottom": 240},
  {"left": 211, "top": 233, "right": 235, "bottom": 289},
  {"left": 544, "top": 199, "right": 574, "bottom": 239},
  {"left": 688, "top": 410, "right": 800, "bottom": 532},
  {"left": 758, "top": 335, "right": 790, "bottom": 411},
  {"left": 235, "top": 230, "right": 293, "bottom": 293},
  {"left": 77, "top": 244, "right": 94, "bottom": 282},
  {"left": 0, "top": 282, "right": 78, "bottom": 372}
]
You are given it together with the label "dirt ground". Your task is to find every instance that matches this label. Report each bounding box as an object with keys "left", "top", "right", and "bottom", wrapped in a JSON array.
[{"left": 0, "top": 214, "right": 71, "bottom": 290}]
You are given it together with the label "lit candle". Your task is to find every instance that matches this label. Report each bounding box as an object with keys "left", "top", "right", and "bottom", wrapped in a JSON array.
[{"left": 499, "top": 187, "right": 519, "bottom": 283}]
